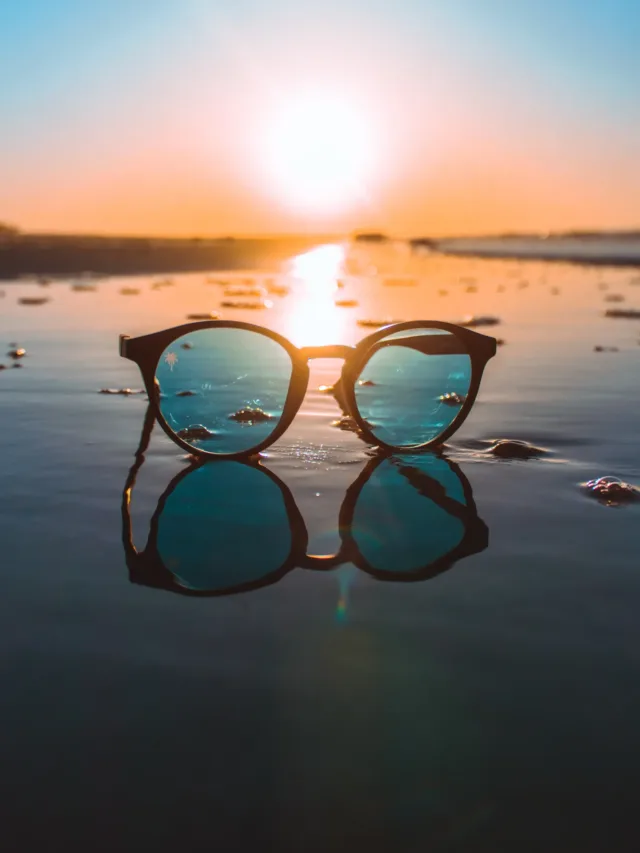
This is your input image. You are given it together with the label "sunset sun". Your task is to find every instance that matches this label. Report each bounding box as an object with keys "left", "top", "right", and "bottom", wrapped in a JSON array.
[{"left": 261, "top": 94, "right": 376, "bottom": 214}]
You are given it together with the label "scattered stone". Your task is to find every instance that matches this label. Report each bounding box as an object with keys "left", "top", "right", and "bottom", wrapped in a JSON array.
[
  {"left": 438, "top": 289, "right": 448, "bottom": 296},
  {"left": 0, "top": 364, "right": 6, "bottom": 370},
  {"left": 176, "top": 390, "right": 198, "bottom": 397},
  {"left": 228, "top": 407, "right": 272, "bottom": 424},
  {"left": 220, "top": 299, "right": 272, "bottom": 309},
  {"left": 331, "top": 415, "right": 361, "bottom": 432},
  {"left": 581, "top": 476, "right": 640, "bottom": 506},
  {"left": 357, "top": 318, "right": 402, "bottom": 328},
  {"left": 465, "top": 285, "right": 478, "bottom": 293},
  {"left": 12, "top": 363, "right": 23, "bottom": 369},
  {"left": 8, "top": 348, "right": 26, "bottom": 359},
  {"left": 605, "top": 308, "right": 640, "bottom": 319},
  {"left": 486, "top": 439, "right": 547, "bottom": 459},
  {"left": 151, "top": 278, "right": 174, "bottom": 289},
  {"left": 71, "top": 283, "right": 97, "bottom": 292},
  {"left": 335, "top": 299, "right": 358, "bottom": 307},
  {"left": 180, "top": 342, "right": 193, "bottom": 350},
  {"left": 439, "top": 392, "right": 465, "bottom": 405},
  {"left": 18, "top": 297, "right": 49, "bottom": 306},
  {"left": 176, "top": 425, "right": 217, "bottom": 441},
  {"left": 98, "top": 388, "right": 145, "bottom": 395},
  {"left": 186, "top": 312, "right": 220, "bottom": 320},
  {"left": 223, "top": 286, "right": 265, "bottom": 297},
  {"left": 594, "top": 345, "right": 619, "bottom": 352},
  {"left": 604, "top": 294, "right": 625, "bottom": 303},
  {"left": 318, "top": 384, "right": 334, "bottom": 393},
  {"left": 358, "top": 379, "right": 376, "bottom": 387},
  {"left": 119, "top": 288, "right": 140, "bottom": 296},
  {"left": 460, "top": 315, "right": 501, "bottom": 328}
]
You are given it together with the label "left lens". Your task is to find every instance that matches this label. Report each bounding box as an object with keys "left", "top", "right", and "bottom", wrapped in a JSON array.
[
  {"left": 155, "top": 462, "right": 293, "bottom": 592},
  {"left": 155, "top": 327, "right": 293, "bottom": 455},
  {"left": 353, "top": 327, "right": 472, "bottom": 447}
]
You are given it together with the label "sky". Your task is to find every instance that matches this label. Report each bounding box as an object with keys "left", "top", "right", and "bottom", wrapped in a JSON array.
[{"left": 1, "top": 0, "right": 639, "bottom": 236}]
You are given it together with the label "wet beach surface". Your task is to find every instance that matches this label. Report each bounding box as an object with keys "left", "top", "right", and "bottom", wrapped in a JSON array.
[{"left": 1, "top": 243, "right": 639, "bottom": 851}]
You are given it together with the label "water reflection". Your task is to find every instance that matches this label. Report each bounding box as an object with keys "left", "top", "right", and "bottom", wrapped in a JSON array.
[
  {"left": 281, "top": 244, "right": 350, "bottom": 346},
  {"left": 122, "top": 407, "right": 488, "bottom": 597}
]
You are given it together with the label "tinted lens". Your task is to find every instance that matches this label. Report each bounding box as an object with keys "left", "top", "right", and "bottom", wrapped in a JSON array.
[
  {"left": 353, "top": 328, "right": 472, "bottom": 447},
  {"left": 351, "top": 455, "right": 468, "bottom": 574},
  {"left": 155, "top": 327, "right": 293, "bottom": 454},
  {"left": 156, "top": 462, "right": 293, "bottom": 592}
]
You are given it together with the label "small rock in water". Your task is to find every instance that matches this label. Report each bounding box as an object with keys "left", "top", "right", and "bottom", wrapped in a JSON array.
[
  {"left": 358, "top": 379, "right": 376, "bottom": 387},
  {"left": 318, "top": 384, "right": 334, "bottom": 394},
  {"left": 99, "top": 388, "right": 144, "bottom": 395},
  {"left": 357, "top": 318, "right": 402, "bottom": 328},
  {"left": 439, "top": 392, "right": 465, "bottom": 405},
  {"left": 460, "top": 315, "right": 501, "bottom": 328},
  {"left": 465, "top": 285, "right": 478, "bottom": 293},
  {"left": 220, "top": 299, "right": 272, "bottom": 310},
  {"left": 8, "top": 348, "right": 26, "bottom": 359},
  {"left": 438, "top": 289, "right": 448, "bottom": 296},
  {"left": 176, "top": 424, "right": 217, "bottom": 441},
  {"left": 0, "top": 364, "right": 6, "bottom": 370},
  {"left": 186, "top": 312, "right": 220, "bottom": 320},
  {"left": 176, "top": 390, "right": 198, "bottom": 397},
  {"left": 12, "top": 363, "right": 23, "bottom": 369},
  {"left": 119, "top": 287, "right": 140, "bottom": 296},
  {"left": 581, "top": 476, "right": 640, "bottom": 506},
  {"left": 487, "top": 439, "right": 547, "bottom": 459},
  {"left": 180, "top": 342, "right": 193, "bottom": 350},
  {"left": 228, "top": 407, "right": 272, "bottom": 424},
  {"left": 605, "top": 308, "right": 640, "bottom": 319},
  {"left": 604, "top": 294, "right": 625, "bottom": 303},
  {"left": 331, "top": 415, "right": 361, "bottom": 432},
  {"left": 19, "top": 297, "right": 49, "bottom": 306},
  {"left": 593, "top": 345, "right": 619, "bottom": 353}
]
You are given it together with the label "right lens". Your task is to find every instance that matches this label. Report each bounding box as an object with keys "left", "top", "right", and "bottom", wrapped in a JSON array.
[
  {"left": 353, "top": 327, "right": 472, "bottom": 447},
  {"left": 155, "top": 327, "right": 293, "bottom": 454},
  {"left": 155, "top": 462, "right": 294, "bottom": 592}
]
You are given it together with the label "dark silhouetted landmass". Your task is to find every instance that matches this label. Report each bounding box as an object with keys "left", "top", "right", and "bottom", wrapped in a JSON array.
[{"left": 0, "top": 232, "right": 339, "bottom": 279}]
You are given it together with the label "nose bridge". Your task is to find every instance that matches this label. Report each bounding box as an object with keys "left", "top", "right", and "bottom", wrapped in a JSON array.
[{"left": 299, "top": 345, "right": 354, "bottom": 361}]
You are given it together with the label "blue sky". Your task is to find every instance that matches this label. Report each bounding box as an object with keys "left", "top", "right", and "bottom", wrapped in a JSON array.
[{"left": 1, "top": 0, "right": 639, "bottom": 234}]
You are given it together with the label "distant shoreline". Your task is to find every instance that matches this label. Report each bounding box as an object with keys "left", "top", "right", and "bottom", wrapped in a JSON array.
[{"left": 0, "top": 234, "right": 336, "bottom": 279}]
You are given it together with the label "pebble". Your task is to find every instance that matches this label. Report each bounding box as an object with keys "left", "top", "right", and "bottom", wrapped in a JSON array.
[
  {"left": 186, "top": 312, "right": 220, "bottom": 320},
  {"left": 220, "top": 300, "right": 272, "bottom": 309},
  {"left": 357, "top": 318, "right": 402, "bottom": 328},
  {"left": 8, "top": 348, "right": 26, "bottom": 359},
  {"left": 119, "top": 288, "right": 140, "bottom": 296},
  {"left": 72, "top": 283, "right": 97, "bottom": 292},
  {"left": 594, "top": 345, "right": 619, "bottom": 353},
  {"left": 605, "top": 308, "right": 640, "bottom": 319},
  {"left": 604, "top": 294, "right": 625, "bottom": 303},
  {"left": 98, "top": 388, "right": 144, "bottom": 395},
  {"left": 439, "top": 392, "right": 465, "bottom": 405},
  {"left": 358, "top": 379, "right": 376, "bottom": 387},
  {"left": 18, "top": 297, "right": 49, "bottom": 306},
  {"left": 176, "top": 390, "right": 198, "bottom": 397},
  {"left": 180, "top": 342, "right": 193, "bottom": 349},
  {"left": 582, "top": 476, "right": 640, "bottom": 506},
  {"left": 486, "top": 439, "right": 547, "bottom": 459},
  {"left": 12, "top": 363, "right": 23, "bottom": 369},
  {"left": 438, "top": 289, "right": 448, "bottom": 296},
  {"left": 228, "top": 407, "right": 271, "bottom": 423},
  {"left": 460, "top": 315, "right": 501, "bottom": 328},
  {"left": 0, "top": 364, "right": 6, "bottom": 371},
  {"left": 318, "top": 384, "right": 334, "bottom": 393},
  {"left": 176, "top": 425, "right": 217, "bottom": 441}
]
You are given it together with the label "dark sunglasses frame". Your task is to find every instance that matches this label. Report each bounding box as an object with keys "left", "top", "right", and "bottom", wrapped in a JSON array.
[
  {"left": 120, "top": 320, "right": 496, "bottom": 459},
  {"left": 122, "top": 406, "right": 488, "bottom": 598}
]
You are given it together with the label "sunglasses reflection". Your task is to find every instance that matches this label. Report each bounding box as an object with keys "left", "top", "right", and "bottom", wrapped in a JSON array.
[{"left": 122, "top": 406, "right": 489, "bottom": 599}]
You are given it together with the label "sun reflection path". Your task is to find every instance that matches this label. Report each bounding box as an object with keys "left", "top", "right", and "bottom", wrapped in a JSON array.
[{"left": 281, "top": 244, "right": 353, "bottom": 347}]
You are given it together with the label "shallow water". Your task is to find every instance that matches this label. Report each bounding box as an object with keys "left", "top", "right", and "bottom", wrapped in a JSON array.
[{"left": 1, "top": 243, "right": 639, "bottom": 851}]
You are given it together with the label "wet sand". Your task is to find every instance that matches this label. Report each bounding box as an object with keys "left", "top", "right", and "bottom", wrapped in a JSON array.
[{"left": 1, "top": 242, "right": 639, "bottom": 851}]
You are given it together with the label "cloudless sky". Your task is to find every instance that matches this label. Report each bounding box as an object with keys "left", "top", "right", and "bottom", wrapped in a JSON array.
[{"left": 1, "top": 0, "right": 639, "bottom": 235}]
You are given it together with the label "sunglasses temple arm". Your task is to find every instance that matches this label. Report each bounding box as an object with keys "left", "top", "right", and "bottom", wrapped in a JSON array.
[{"left": 121, "top": 404, "right": 156, "bottom": 560}]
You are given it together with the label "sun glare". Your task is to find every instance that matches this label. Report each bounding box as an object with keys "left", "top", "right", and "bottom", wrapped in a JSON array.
[{"left": 261, "top": 94, "right": 375, "bottom": 214}]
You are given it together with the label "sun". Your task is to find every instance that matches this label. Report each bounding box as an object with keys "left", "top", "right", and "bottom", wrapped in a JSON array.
[{"left": 261, "top": 93, "right": 376, "bottom": 214}]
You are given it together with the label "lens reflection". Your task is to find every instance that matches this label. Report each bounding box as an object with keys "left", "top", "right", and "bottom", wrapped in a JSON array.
[
  {"left": 155, "top": 327, "right": 293, "bottom": 454},
  {"left": 349, "top": 455, "right": 469, "bottom": 574},
  {"left": 353, "top": 328, "right": 472, "bottom": 447},
  {"left": 155, "top": 462, "right": 293, "bottom": 591}
]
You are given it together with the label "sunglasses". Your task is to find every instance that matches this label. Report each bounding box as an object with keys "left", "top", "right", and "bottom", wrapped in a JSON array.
[
  {"left": 120, "top": 320, "right": 496, "bottom": 458},
  {"left": 122, "top": 406, "right": 488, "bottom": 597}
]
